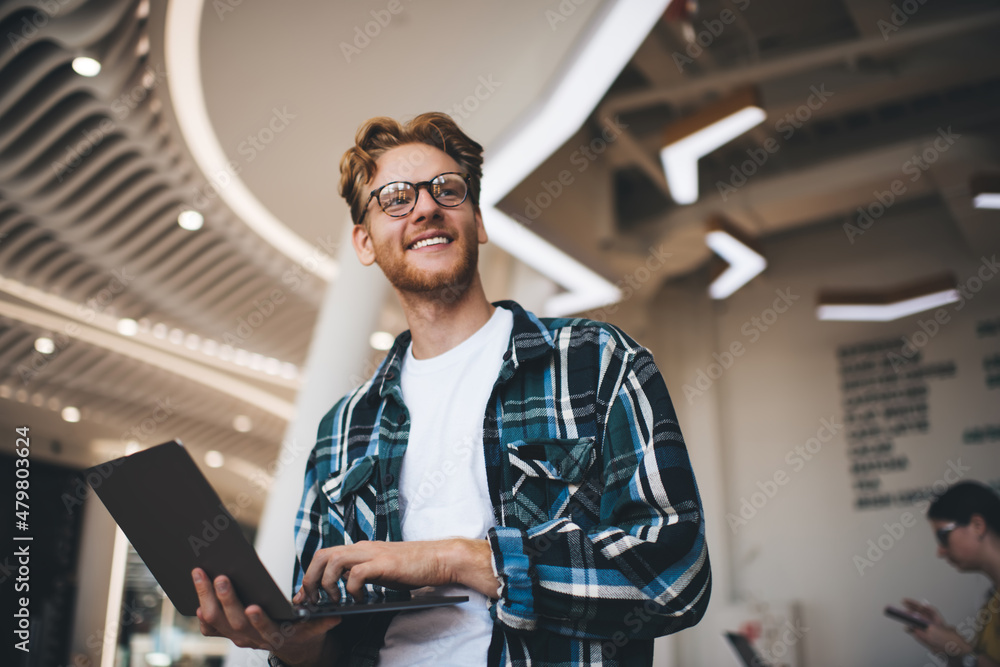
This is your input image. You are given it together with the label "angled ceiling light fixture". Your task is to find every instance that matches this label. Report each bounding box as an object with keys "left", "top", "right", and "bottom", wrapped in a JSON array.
[
  {"left": 816, "top": 274, "right": 960, "bottom": 322},
  {"left": 660, "top": 87, "right": 766, "bottom": 205},
  {"left": 971, "top": 173, "right": 1000, "bottom": 209},
  {"left": 706, "top": 216, "right": 767, "bottom": 299}
]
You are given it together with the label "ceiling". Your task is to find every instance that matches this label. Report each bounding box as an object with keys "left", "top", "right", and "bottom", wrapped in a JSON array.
[{"left": 0, "top": 0, "right": 998, "bottom": 521}]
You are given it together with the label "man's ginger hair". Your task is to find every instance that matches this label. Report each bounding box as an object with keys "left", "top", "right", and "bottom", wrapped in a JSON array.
[{"left": 339, "top": 112, "right": 484, "bottom": 226}]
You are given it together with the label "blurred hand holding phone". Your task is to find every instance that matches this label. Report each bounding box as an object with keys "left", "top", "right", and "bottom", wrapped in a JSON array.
[{"left": 884, "top": 605, "right": 930, "bottom": 629}]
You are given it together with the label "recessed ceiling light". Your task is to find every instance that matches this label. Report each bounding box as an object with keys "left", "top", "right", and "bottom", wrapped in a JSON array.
[
  {"left": 204, "top": 450, "right": 225, "bottom": 468},
  {"left": 369, "top": 331, "right": 395, "bottom": 351},
  {"left": 145, "top": 652, "right": 171, "bottom": 667},
  {"left": 971, "top": 174, "right": 1000, "bottom": 209},
  {"left": 71, "top": 57, "right": 102, "bottom": 77},
  {"left": 975, "top": 194, "right": 1000, "bottom": 209},
  {"left": 61, "top": 406, "right": 81, "bottom": 423},
  {"left": 177, "top": 209, "right": 204, "bottom": 231},
  {"left": 705, "top": 217, "right": 767, "bottom": 299},
  {"left": 34, "top": 337, "right": 55, "bottom": 354},
  {"left": 816, "top": 274, "right": 961, "bottom": 322},
  {"left": 661, "top": 88, "right": 766, "bottom": 205},
  {"left": 117, "top": 318, "right": 139, "bottom": 336},
  {"left": 136, "top": 35, "right": 150, "bottom": 57},
  {"left": 233, "top": 415, "right": 252, "bottom": 433}
]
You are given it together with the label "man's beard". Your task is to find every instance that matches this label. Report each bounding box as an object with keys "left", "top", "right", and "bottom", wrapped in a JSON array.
[{"left": 376, "top": 235, "right": 479, "bottom": 301}]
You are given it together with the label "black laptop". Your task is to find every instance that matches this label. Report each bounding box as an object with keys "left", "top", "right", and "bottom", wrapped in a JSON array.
[
  {"left": 725, "top": 631, "right": 770, "bottom": 667},
  {"left": 86, "top": 440, "right": 467, "bottom": 620}
]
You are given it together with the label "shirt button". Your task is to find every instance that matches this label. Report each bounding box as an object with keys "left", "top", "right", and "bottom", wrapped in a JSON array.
[
  {"left": 396, "top": 414, "right": 406, "bottom": 425},
  {"left": 503, "top": 350, "right": 512, "bottom": 361},
  {"left": 383, "top": 473, "right": 394, "bottom": 486}
]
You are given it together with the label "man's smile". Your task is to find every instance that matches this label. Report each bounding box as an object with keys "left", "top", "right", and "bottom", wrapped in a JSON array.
[{"left": 407, "top": 232, "right": 454, "bottom": 250}]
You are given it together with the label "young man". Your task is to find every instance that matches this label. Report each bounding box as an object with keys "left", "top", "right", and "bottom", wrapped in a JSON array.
[{"left": 193, "top": 113, "right": 711, "bottom": 666}]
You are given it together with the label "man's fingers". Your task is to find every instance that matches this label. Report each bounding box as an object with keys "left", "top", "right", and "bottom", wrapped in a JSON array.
[
  {"left": 301, "top": 550, "right": 335, "bottom": 603},
  {"left": 345, "top": 562, "right": 380, "bottom": 600},
  {"left": 213, "top": 576, "right": 254, "bottom": 635},
  {"left": 197, "top": 614, "right": 221, "bottom": 638},
  {"left": 193, "top": 569, "right": 228, "bottom": 634},
  {"left": 245, "top": 605, "right": 285, "bottom": 648}
]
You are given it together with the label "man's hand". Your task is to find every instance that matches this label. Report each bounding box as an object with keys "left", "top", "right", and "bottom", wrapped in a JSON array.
[
  {"left": 296, "top": 538, "right": 498, "bottom": 605},
  {"left": 192, "top": 568, "right": 341, "bottom": 666}
]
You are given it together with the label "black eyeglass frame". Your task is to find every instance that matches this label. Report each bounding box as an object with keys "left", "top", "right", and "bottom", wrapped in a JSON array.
[
  {"left": 935, "top": 521, "right": 962, "bottom": 548},
  {"left": 358, "top": 172, "right": 474, "bottom": 224}
]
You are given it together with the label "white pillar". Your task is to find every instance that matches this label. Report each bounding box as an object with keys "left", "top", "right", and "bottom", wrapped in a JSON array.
[
  {"left": 69, "top": 494, "right": 127, "bottom": 667},
  {"left": 226, "top": 220, "right": 389, "bottom": 666}
]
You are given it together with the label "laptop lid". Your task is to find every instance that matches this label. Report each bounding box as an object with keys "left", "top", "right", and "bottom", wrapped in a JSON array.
[
  {"left": 724, "top": 631, "right": 770, "bottom": 667},
  {"left": 87, "top": 441, "right": 467, "bottom": 620}
]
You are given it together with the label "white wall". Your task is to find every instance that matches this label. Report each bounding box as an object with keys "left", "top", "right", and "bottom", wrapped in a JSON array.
[{"left": 636, "top": 200, "right": 1000, "bottom": 666}]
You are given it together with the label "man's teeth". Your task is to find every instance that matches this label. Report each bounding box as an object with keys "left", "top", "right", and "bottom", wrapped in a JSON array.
[{"left": 410, "top": 236, "right": 451, "bottom": 250}]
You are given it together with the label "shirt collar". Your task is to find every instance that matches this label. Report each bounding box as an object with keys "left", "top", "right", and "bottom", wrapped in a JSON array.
[{"left": 363, "top": 300, "right": 555, "bottom": 404}]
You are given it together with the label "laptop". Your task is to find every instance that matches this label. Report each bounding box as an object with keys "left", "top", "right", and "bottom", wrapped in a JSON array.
[
  {"left": 724, "top": 631, "right": 770, "bottom": 667},
  {"left": 86, "top": 440, "right": 468, "bottom": 620}
]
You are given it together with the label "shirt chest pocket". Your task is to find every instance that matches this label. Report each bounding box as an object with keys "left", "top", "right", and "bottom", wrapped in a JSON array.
[
  {"left": 321, "top": 454, "right": 379, "bottom": 541},
  {"left": 506, "top": 437, "right": 597, "bottom": 525}
]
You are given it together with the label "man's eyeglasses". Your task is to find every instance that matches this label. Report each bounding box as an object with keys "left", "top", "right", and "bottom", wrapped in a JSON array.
[
  {"left": 935, "top": 522, "right": 960, "bottom": 547},
  {"left": 359, "top": 172, "right": 472, "bottom": 224}
]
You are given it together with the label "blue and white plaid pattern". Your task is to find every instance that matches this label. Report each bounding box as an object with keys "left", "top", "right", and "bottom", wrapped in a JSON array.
[{"left": 293, "top": 301, "right": 711, "bottom": 666}]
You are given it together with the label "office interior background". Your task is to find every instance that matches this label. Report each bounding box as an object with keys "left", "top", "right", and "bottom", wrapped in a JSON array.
[{"left": 1, "top": 0, "right": 999, "bottom": 665}]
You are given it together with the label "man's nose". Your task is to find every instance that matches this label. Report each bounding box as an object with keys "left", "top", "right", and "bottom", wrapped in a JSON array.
[{"left": 410, "top": 185, "right": 445, "bottom": 221}]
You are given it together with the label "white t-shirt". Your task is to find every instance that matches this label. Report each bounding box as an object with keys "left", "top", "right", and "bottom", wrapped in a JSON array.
[{"left": 377, "top": 307, "right": 513, "bottom": 667}]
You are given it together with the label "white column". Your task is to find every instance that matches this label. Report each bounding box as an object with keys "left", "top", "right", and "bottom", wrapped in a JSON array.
[
  {"left": 69, "top": 494, "right": 127, "bottom": 667},
  {"left": 226, "top": 220, "right": 389, "bottom": 666}
]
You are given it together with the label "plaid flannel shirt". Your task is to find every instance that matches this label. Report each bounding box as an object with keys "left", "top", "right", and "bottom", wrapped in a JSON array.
[{"left": 292, "top": 301, "right": 710, "bottom": 666}]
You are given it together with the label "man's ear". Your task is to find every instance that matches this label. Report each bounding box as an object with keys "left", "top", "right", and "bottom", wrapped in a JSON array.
[
  {"left": 352, "top": 223, "right": 377, "bottom": 266},
  {"left": 475, "top": 206, "right": 488, "bottom": 245}
]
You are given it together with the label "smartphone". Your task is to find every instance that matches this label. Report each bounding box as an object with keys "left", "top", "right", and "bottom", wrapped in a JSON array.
[{"left": 884, "top": 605, "right": 929, "bottom": 629}]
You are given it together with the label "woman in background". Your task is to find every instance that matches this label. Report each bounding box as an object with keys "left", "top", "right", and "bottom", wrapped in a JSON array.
[{"left": 903, "top": 481, "right": 1000, "bottom": 667}]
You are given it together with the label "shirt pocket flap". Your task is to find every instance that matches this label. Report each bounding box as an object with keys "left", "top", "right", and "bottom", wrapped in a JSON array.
[
  {"left": 321, "top": 455, "right": 378, "bottom": 503},
  {"left": 507, "top": 438, "right": 596, "bottom": 483}
]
